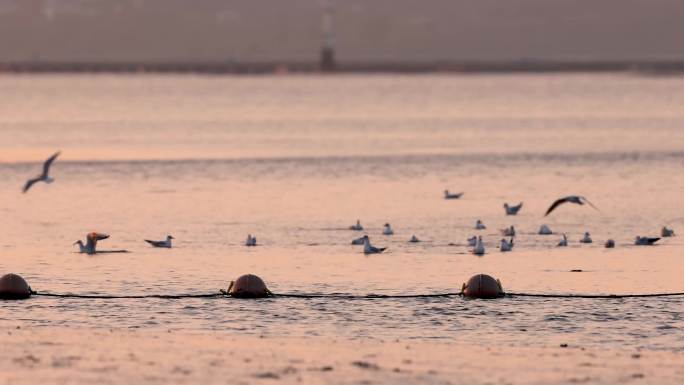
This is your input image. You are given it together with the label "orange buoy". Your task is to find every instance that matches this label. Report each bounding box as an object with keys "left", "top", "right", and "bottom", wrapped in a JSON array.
[
  {"left": 462, "top": 274, "right": 504, "bottom": 299},
  {"left": 228, "top": 274, "right": 272, "bottom": 298},
  {"left": 0, "top": 273, "right": 32, "bottom": 300}
]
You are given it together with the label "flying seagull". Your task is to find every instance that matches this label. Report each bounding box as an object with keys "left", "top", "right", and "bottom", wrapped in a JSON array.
[
  {"left": 145, "top": 235, "right": 174, "bottom": 248},
  {"left": 545, "top": 195, "right": 599, "bottom": 216},
  {"left": 504, "top": 202, "right": 523, "bottom": 215},
  {"left": 23, "top": 151, "right": 60, "bottom": 193}
]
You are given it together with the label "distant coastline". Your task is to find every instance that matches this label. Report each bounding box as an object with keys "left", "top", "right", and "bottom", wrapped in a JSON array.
[{"left": 2, "top": 60, "right": 684, "bottom": 74}]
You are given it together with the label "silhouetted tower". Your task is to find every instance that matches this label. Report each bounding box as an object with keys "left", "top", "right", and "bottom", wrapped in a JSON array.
[{"left": 320, "top": 0, "right": 336, "bottom": 72}]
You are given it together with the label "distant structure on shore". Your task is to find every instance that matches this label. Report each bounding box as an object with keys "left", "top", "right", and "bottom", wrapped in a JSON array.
[{"left": 319, "top": 0, "right": 336, "bottom": 72}]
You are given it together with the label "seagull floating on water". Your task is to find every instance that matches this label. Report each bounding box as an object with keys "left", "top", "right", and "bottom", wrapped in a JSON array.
[
  {"left": 444, "top": 190, "right": 463, "bottom": 200},
  {"left": 635, "top": 236, "right": 660, "bottom": 246},
  {"left": 500, "top": 238, "right": 514, "bottom": 252},
  {"left": 382, "top": 223, "right": 394, "bottom": 235},
  {"left": 349, "top": 220, "right": 364, "bottom": 231},
  {"left": 475, "top": 220, "right": 486, "bottom": 230},
  {"left": 351, "top": 236, "right": 365, "bottom": 245},
  {"left": 245, "top": 234, "right": 257, "bottom": 247},
  {"left": 538, "top": 224, "right": 553, "bottom": 235},
  {"left": 504, "top": 202, "right": 523, "bottom": 216},
  {"left": 145, "top": 235, "right": 174, "bottom": 248},
  {"left": 467, "top": 236, "right": 477, "bottom": 247},
  {"left": 501, "top": 226, "right": 516, "bottom": 237},
  {"left": 580, "top": 232, "right": 593, "bottom": 244},
  {"left": 545, "top": 195, "right": 599, "bottom": 216},
  {"left": 557, "top": 234, "right": 568, "bottom": 247},
  {"left": 23, "top": 151, "right": 60, "bottom": 193},
  {"left": 73, "top": 232, "right": 110, "bottom": 255},
  {"left": 472, "top": 236, "right": 485, "bottom": 255},
  {"left": 605, "top": 239, "right": 615, "bottom": 248},
  {"left": 409, "top": 235, "right": 421, "bottom": 243},
  {"left": 661, "top": 227, "right": 675, "bottom": 237},
  {"left": 363, "top": 235, "right": 386, "bottom": 254}
]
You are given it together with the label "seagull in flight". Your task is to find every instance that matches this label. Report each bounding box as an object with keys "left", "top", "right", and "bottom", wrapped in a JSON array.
[
  {"left": 23, "top": 151, "right": 60, "bottom": 193},
  {"left": 545, "top": 195, "right": 599, "bottom": 216},
  {"left": 145, "top": 235, "right": 174, "bottom": 248},
  {"left": 504, "top": 202, "right": 523, "bottom": 215}
]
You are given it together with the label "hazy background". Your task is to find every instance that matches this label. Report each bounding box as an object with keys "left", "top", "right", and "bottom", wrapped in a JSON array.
[{"left": 2, "top": 0, "right": 684, "bottom": 63}]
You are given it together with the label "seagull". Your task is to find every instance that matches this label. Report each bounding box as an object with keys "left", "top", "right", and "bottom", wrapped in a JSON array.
[
  {"left": 382, "top": 223, "right": 394, "bottom": 235},
  {"left": 504, "top": 202, "right": 523, "bottom": 216},
  {"left": 472, "top": 236, "right": 485, "bottom": 255},
  {"left": 661, "top": 227, "right": 675, "bottom": 237},
  {"left": 475, "top": 220, "right": 486, "bottom": 230},
  {"left": 444, "top": 190, "right": 463, "bottom": 200},
  {"left": 73, "top": 232, "right": 109, "bottom": 255},
  {"left": 538, "top": 224, "right": 553, "bottom": 235},
  {"left": 635, "top": 236, "right": 660, "bottom": 246},
  {"left": 363, "top": 235, "right": 386, "bottom": 254},
  {"left": 144, "top": 235, "right": 174, "bottom": 248},
  {"left": 409, "top": 235, "right": 421, "bottom": 243},
  {"left": 544, "top": 195, "right": 599, "bottom": 216},
  {"left": 467, "top": 236, "right": 477, "bottom": 247},
  {"left": 349, "top": 220, "right": 364, "bottom": 231},
  {"left": 580, "top": 232, "right": 593, "bottom": 244},
  {"left": 245, "top": 234, "right": 257, "bottom": 247},
  {"left": 500, "top": 238, "right": 514, "bottom": 252},
  {"left": 557, "top": 233, "right": 568, "bottom": 247},
  {"left": 605, "top": 239, "right": 615, "bottom": 248},
  {"left": 351, "top": 236, "right": 366, "bottom": 245},
  {"left": 501, "top": 226, "right": 516, "bottom": 237},
  {"left": 23, "top": 151, "right": 60, "bottom": 193}
]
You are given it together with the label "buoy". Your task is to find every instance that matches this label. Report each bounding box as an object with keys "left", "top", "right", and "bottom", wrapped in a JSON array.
[
  {"left": 227, "top": 274, "right": 272, "bottom": 298},
  {"left": 0, "top": 273, "right": 32, "bottom": 300},
  {"left": 462, "top": 274, "right": 504, "bottom": 299}
]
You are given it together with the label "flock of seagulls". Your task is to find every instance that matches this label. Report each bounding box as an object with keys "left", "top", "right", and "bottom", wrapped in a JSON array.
[{"left": 21, "top": 152, "right": 677, "bottom": 257}]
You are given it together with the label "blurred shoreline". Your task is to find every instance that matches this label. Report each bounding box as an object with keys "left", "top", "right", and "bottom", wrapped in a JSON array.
[{"left": 3, "top": 60, "right": 684, "bottom": 75}]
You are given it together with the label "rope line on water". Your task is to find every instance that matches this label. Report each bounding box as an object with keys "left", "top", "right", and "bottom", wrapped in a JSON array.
[{"left": 28, "top": 290, "right": 684, "bottom": 300}]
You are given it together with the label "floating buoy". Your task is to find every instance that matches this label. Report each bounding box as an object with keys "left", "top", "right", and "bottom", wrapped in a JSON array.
[
  {"left": 462, "top": 274, "right": 504, "bottom": 299},
  {"left": 0, "top": 273, "right": 32, "bottom": 300},
  {"left": 227, "top": 274, "right": 272, "bottom": 298}
]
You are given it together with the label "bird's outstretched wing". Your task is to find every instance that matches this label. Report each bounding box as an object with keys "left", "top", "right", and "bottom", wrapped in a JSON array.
[
  {"left": 544, "top": 198, "right": 568, "bottom": 216},
  {"left": 42, "top": 151, "right": 60, "bottom": 177},
  {"left": 22, "top": 177, "right": 40, "bottom": 193},
  {"left": 580, "top": 196, "right": 600, "bottom": 212}
]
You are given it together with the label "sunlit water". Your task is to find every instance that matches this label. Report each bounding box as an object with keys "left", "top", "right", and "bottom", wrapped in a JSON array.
[{"left": 0, "top": 74, "right": 683, "bottom": 352}]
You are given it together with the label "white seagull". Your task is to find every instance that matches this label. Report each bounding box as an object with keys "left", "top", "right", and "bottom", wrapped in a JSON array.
[
  {"left": 580, "top": 232, "right": 593, "bottom": 244},
  {"left": 501, "top": 226, "right": 516, "bottom": 237},
  {"left": 444, "top": 190, "right": 464, "bottom": 200},
  {"left": 145, "top": 235, "right": 174, "bottom": 248},
  {"left": 73, "top": 232, "right": 110, "bottom": 255},
  {"left": 351, "top": 236, "right": 366, "bottom": 245},
  {"left": 504, "top": 202, "right": 523, "bottom": 216},
  {"left": 349, "top": 220, "right": 364, "bottom": 231},
  {"left": 245, "top": 234, "right": 257, "bottom": 247},
  {"left": 500, "top": 238, "right": 514, "bottom": 252},
  {"left": 634, "top": 236, "right": 660, "bottom": 246},
  {"left": 23, "top": 151, "right": 60, "bottom": 193},
  {"left": 363, "top": 235, "right": 386, "bottom": 254},
  {"left": 382, "top": 223, "right": 394, "bottom": 235},
  {"left": 475, "top": 220, "right": 486, "bottom": 230},
  {"left": 538, "top": 224, "right": 553, "bottom": 235},
  {"left": 661, "top": 227, "right": 675, "bottom": 237},
  {"left": 545, "top": 195, "right": 599, "bottom": 216},
  {"left": 472, "top": 236, "right": 485, "bottom": 255},
  {"left": 557, "top": 233, "right": 568, "bottom": 247}
]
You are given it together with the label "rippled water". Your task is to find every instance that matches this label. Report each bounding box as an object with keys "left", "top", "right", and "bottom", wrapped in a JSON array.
[{"left": 0, "top": 74, "right": 683, "bottom": 352}]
